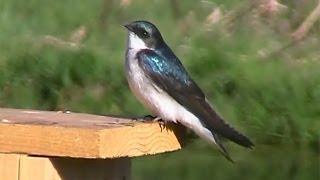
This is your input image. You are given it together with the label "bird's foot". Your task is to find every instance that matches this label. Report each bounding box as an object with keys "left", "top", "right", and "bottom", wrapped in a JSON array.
[
  {"left": 132, "top": 115, "right": 158, "bottom": 122},
  {"left": 144, "top": 115, "right": 158, "bottom": 121},
  {"left": 152, "top": 117, "right": 167, "bottom": 132},
  {"left": 132, "top": 115, "right": 167, "bottom": 131}
]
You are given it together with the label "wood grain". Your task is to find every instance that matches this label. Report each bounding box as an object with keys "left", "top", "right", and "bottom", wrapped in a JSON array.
[{"left": 0, "top": 108, "right": 183, "bottom": 158}]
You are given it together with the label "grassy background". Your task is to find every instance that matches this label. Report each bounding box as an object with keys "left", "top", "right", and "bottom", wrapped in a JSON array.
[{"left": 0, "top": 0, "right": 319, "bottom": 179}]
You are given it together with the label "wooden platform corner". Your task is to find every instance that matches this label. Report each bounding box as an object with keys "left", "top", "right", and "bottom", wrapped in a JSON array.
[{"left": 0, "top": 108, "right": 184, "bottom": 159}]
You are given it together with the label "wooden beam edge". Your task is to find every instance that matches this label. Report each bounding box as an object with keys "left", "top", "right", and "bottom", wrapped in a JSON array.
[
  {"left": 0, "top": 123, "right": 100, "bottom": 158},
  {"left": 0, "top": 122, "right": 183, "bottom": 159},
  {"left": 98, "top": 123, "right": 183, "bottom": 158}
]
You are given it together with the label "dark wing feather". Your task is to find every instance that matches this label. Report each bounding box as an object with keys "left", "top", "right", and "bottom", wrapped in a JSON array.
[{"left": 136, "top": 49, "right": 253, "bottom": 148}]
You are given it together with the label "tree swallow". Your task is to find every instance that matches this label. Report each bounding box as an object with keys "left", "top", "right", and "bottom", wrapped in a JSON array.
[{"left": 124, "top": 20, "right": 253, "bottom": 161}]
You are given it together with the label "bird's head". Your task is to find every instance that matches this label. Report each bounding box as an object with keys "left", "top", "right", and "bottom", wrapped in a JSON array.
[{"left": 124, "top": 20, "right": 164, "bottom": 49}]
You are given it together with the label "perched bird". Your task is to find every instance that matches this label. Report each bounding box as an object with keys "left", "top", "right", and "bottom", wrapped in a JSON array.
[{"left": 124, "top": 20, "right": 253, "bottom": 161}]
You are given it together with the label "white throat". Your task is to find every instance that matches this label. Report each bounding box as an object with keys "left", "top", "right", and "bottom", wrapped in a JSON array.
[{"left": 127, "top": 32, "right": 150, "bottom": 50}]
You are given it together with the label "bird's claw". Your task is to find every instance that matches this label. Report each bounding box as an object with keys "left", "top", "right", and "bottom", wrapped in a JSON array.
[
  {"left": 153, "top": 117, "right": 167, "bottom": 132},
  {"left": 132, "top": 115, "right": 157, "bottom": 122},
  {"left": 132, "top": 115, "right": 167, "bottom": 131},
  {"left": 143, "top": 115, "right": 158, "bottom": 121}
]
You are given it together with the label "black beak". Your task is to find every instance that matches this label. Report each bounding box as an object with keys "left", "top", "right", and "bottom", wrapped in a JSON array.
[{"left": 123, "top": 23, "right": 133, "bottom": 32}]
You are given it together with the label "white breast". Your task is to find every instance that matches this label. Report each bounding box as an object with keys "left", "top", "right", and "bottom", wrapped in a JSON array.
[{"left": 127, "top": 32, "right": 148, "bottom": 49}]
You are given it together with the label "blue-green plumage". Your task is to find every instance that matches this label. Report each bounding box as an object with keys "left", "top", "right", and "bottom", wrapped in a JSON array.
[{"left": 137, "top": 49, "right": 190, "bottom": 85}]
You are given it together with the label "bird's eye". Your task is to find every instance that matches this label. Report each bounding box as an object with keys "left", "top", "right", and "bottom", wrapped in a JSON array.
[{"left": 139, "top": 30, "right": 149, "bottom": 38}]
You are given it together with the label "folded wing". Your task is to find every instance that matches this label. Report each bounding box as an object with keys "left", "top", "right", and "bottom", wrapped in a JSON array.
[{"left": 136, "top": 49, "right": 254, "bottom": 148}]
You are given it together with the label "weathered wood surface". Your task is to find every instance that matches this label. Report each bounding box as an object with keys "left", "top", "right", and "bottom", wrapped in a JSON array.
[{"left": 0, "top": 108, "right": 183, "bottom": 159}]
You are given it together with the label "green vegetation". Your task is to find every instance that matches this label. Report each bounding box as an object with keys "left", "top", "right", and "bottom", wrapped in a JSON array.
[{"left": 0, "top": 0, "right": 319, "bottom": 179}]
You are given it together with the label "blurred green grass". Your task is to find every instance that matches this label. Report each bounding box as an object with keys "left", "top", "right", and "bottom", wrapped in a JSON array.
[{"left": 0, "top": 0, "right": 319, "bottom": 179}]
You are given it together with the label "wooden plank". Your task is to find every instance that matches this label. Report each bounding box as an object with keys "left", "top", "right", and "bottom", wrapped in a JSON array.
[
  {"left": 0, "top": 108, "right": 183, "bottom": 158},
  {"left": 99, "top": 123, "right": 183, "bottom": 158},
  {"left": 19, "top": 155, "right": 61, "bottom": 180},
  {"left": 0, "top": 154, "right": 20, "bottom": 180},
  {"left": 18, "top": 155, "right": 131, "bottom": 180}
]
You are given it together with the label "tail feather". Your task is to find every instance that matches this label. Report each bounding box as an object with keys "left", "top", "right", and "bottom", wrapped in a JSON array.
[
  {"left": 212, "top": 133, "right": 234, "bottom": 163},
  {"left": 199, "top": 100, "right": 254, "bottom": 148}
]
